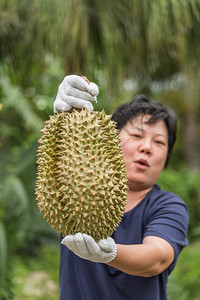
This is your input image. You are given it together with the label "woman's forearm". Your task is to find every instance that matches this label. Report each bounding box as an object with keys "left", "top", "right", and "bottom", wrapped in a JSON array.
[{"left": 108, "top": 237, "right": 174, "bottom": 277}]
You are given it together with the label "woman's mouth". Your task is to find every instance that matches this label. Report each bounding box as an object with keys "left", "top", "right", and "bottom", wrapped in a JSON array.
[{"left": 135, "top": 159, "right": 149, "bottom": 170}]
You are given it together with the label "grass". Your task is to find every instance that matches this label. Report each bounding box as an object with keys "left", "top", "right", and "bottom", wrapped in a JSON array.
[{"left": 12, "top": 244, "right": 60, "bottom": 300}]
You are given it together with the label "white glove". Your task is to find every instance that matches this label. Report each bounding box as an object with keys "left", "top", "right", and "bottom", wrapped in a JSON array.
[
  {"left": 61, "top": 233, "right": 117, "bottom": 264},
  {"left": 53, "top": 75, "right": 99, "bottom": 113}
]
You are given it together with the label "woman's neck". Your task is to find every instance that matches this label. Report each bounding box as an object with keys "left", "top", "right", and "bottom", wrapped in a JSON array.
[{"left": 124, "top": 187, "right": 152, "bottom": 213}]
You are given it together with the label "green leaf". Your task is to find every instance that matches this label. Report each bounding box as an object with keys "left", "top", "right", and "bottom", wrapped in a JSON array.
[
  {"left": 2, "top": 175, "right": 29, "bottom": 219},
  {"left": 0, "top": 76, "right": 43, "bottom": 133}
]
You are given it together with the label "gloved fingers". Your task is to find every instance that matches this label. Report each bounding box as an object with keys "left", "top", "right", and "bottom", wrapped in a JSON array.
[
  {"left": 88, "top": 82, "right": 99, "bottom": 97},
  {"left": 53, "top": 100, "right": 72, "bottom": 113},
  {"left": 82, "top": 233, "right": 100, "bottom": 256},
  {"left": 67, "top": 96, "right": 94, "bottom": 112},
  {"left": 67, "top": 86, "right": 97, "bottom": 102},
  {"left": 55, "top": 96, "right": 94, "bottom": 113},
  {"left": 73, "top": 233, "right": 91, "bottom": 257},
  {"left": 61, "top": 234, "right": 117, "bottom": 263},
  {"left": 98, "top": 237, "right": 116, "bottom": 253},
  {"left": 66, "top": 75, "right": 99, "bottom": 97}
]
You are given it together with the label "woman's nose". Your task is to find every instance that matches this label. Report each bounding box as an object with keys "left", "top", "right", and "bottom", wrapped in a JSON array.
[{"left": 139, "top": 140, "right": 152, "bottom": 155}]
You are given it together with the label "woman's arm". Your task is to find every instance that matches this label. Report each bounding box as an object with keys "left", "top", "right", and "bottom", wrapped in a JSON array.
[{"left": 108, "top": 236, "right": 174, "bottom": 277}]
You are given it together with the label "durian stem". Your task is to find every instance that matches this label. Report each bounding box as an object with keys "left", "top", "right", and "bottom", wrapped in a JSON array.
[
  {"left": 82, "top": 76, "right": 90, "bottom": 84},
  {"left": 73, "top": 108, "right": 83, "bottom": 113}
]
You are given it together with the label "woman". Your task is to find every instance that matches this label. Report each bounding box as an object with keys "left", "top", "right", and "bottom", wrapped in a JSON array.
[{"left": 54, "top": 75, "right": 189, "bottom": 300}]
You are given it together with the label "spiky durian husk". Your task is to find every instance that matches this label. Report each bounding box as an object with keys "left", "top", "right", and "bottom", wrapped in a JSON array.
[{"left": 36, "top": 109, "right": 127, "bottom": 241}]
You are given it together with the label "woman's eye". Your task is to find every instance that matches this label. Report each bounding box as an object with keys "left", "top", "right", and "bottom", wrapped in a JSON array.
[
  {"left": 132, "top": 134, "right": 141, "bottom": 138},
  {"left": 155, "top": 140, "right": 165, "bottom": 145}
]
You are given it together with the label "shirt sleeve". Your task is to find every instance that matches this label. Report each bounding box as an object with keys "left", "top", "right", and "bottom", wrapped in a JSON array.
[{"left": 143, "top": 192, "right": 189, "bottom": 273}]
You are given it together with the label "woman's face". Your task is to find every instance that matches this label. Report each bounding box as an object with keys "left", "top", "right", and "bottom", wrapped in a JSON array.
[{"left": 119, "top": 115, "right": 168, "bottom": 191}]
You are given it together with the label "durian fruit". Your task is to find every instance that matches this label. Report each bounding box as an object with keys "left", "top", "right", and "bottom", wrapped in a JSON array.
[{"left": 35, "top": 109, "right": 127, "bottom": 241}]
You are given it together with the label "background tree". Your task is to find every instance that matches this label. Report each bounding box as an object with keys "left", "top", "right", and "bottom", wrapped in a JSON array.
[{"left": 0, "top": 0, "right": 200, "bottom": 298}]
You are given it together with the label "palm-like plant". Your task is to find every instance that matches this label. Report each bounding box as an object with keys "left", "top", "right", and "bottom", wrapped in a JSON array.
[{"left": 0, "top": 0, "right": 200, "bottom": 296}]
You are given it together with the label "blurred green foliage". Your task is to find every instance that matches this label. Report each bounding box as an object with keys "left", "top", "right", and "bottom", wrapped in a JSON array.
[
  {"left": 0, "top": 0, "right": 200, "bottom": 299},
  {"left": 168, "top": 242, "right": 200, "bottom": 300},
  {"left": 158, "top": 169, "right": 200, "bottom": 241},
  {"left": 9, "top": 241, "right": 200, "bottom": 300},
  {"left": 12, "top": 245, "right": 60, "bottom": 300}
]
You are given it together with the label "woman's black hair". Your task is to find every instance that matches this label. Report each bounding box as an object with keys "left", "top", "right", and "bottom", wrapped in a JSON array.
[{"left": 111, "top": 94, "right": 177, "bottom": 167}]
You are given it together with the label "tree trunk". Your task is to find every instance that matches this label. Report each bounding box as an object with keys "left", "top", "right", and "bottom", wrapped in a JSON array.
[{"left": 183, "top": 110, "right": 199, "bottom": 171}]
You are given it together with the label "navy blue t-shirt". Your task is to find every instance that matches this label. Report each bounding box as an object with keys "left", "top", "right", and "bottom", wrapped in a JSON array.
[{"left": 59, "top": 185, "right": 189, "bottom": 300}]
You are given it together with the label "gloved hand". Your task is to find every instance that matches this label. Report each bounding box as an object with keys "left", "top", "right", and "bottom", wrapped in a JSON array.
[
  {"left": 61, "top": 233, "right": 117, "bottom": 264},
  {"left": 53, "top": 75, "right": 99, "bottom": 113}
]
